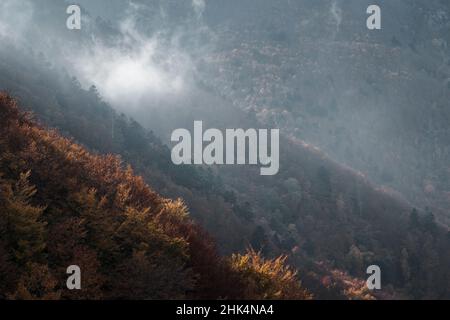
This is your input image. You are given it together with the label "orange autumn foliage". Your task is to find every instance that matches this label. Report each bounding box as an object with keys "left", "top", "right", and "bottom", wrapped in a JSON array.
[{"left": 0, "top": 93, "right": 310, "bottom": 300}]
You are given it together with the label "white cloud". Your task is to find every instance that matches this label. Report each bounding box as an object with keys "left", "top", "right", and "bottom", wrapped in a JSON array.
[
  {"left": 330, "top": 0, "right": 342, "bottom": 34},
  {"left": 71, "top": 12, "right": 194, "bottom": 110},
  {"left": 192, "top": 0, "right": 206, "bottom": 19}
]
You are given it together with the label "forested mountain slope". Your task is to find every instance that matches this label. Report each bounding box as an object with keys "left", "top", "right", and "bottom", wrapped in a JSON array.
[
  {"left": 1, "top": 0, "right": 450, "bottom": 300},
  {"left": 201, "top": 0, "right": 450, "bottom": 225},
  {"left": 2, "top": 42, "right": 450, "bottom": 299},
  {"left": 0, "top": 93, "right": 311, "bottom": 300}
]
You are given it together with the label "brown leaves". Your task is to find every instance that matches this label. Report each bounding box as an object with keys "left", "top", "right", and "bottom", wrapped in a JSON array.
[{"left": 229, "top": 249, "right": 312, "bottom": 300}]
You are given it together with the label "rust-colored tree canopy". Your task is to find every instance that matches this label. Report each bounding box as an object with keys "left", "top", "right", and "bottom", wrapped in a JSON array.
[{"left": 0, "top": 93, "right": 310, "bottom": 300}]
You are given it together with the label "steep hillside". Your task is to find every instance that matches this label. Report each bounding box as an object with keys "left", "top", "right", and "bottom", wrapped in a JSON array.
[
  {"left": 2, "top": 43, "right": 450, "bottom": 298},
  {"left": 1, "top": 0, "right": 450, "bottom": 300},
  {"left": 201, "top": 0, "right": 450, "bottom": 225},
  {"left": 0, "top": 43, "right": 378, "bottom": 299},
  {"left": 0, "top": 93, "right": 311, "bottom": 300}
]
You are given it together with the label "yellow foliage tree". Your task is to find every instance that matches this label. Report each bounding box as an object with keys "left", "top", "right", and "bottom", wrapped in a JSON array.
[{"left": 229, "top": 249, "right": 312, "bottom": 300}]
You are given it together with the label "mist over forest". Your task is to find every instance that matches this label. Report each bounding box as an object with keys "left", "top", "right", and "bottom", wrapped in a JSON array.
[{"left": 1, "top": 0, "right": 450, "bottom": 300}]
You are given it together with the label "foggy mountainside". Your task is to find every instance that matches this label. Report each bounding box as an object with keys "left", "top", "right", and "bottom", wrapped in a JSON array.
[{"left": 1, "top": 0, "right": 450, "bottom": 299}]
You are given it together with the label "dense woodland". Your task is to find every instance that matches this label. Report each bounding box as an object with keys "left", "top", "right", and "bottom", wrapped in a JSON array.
[
  {"left": 1, "top": 43, "right": 449, "bottom": 298},
  {"left": 0, "top": 93, "right": 312, "bottom": 299},
  {"left": 1, "top": 0, "right": 450, "bottom": 300}
]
